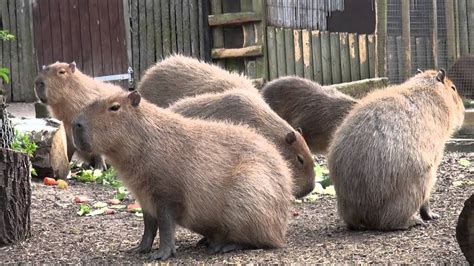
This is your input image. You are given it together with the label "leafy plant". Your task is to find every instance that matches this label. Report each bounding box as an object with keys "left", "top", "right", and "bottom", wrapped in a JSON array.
[
  {"left": 11, "top": 131, "right": 38, "bottom": 176},
  {"left": 0, "top": 68, "right": 10, "bottom": 84},
  {"left": 0, "top": 30, "right": 14, "bottom": 85},
  {"left": 73, "top": 166, "right": 128, "bottom": 200}
]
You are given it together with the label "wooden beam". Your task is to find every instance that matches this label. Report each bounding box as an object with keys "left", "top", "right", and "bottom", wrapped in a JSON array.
[
  {"left": 211, "top": 45, "right": 263, "bottom": 59},
  {"left": 208, "top": 12, "right": 261, "bottom": 26},
  {"left": 401, "top": 0, "right": 412, "bottom": 80},
  {"left": 375, "top": 0, "right": 387, "bottom": 77}
]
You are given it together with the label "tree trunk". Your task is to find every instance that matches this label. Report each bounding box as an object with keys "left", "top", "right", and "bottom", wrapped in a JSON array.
[
  {"left": 456, "top": 193, "right": 474, "bottom": 264},
  {"left": 0, "top": 148, "right": 31, "bottom": 246}
]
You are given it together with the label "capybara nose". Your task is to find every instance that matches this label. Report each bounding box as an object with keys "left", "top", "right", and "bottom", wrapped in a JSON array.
[
  {"left": 73, "top": 122, "right": 83, "bottom": 131},
  {"left": 35, "top": 80, "right": 45, "bottom": 89}
]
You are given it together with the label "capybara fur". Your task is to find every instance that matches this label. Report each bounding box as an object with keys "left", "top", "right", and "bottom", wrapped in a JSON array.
[
  {"left": 137, "top": 54, "right": 258, "bottom": 107},
  {"left": 328, "top": 69, "right": 465, "bottom": 231},
  {"left": 34, "top": 62, "right": 124, "bottom": 170},
  {"left": 168, "top": 89, "right": 315, "bottom": 198},
  {"left": 448, "top": 54, "right": 474, "bottom": 99},
  {"left": 261, "top": 76, "right": 357, "bottom": 154},
  {"left": 72, "top": 90, "right": 293, "bottom": 259}
]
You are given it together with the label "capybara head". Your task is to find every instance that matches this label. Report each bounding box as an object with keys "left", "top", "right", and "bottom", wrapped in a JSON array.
[
  {"left": 285, "top": 127, "right": 315, "bottom": 197},
  {"left": 72, "top": 91, "right": 141, "bottom": 154},
  {"left": 34, "top": 61, "right": 77, "bottom": 105},
  {"left": 412, "top": 69, "right": 465, "bottom": 131}
]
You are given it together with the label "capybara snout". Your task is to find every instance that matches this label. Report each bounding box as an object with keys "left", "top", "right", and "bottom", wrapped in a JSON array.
[
  {"left": 34, "top": 78, "right": 47, "bottom": 103},
  {"left": 71, "top": 117, "right": 92, "bottom": 153}
]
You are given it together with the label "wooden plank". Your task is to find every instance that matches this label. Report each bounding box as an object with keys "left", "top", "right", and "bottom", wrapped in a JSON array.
[
  {"left": 58, "top": 0, "right": 72, "bottom": 63},
  {"left": 458, "top": 0, "right": 469, "bottom": 55},
  {"left": 387, "top": 36, "right": 398, "bottom": 82},
  {"left": 294, "top": 29, "right": 304, "bottom": 77},
  {"left": 425, "top": 38, "right": 433, "bottom": 68},
  {"left": 79, "top": 0, "right": 93, "bottom": 74},
  {"left": 183, "top": 0, "right": 191, "bottom": 55},
  {"left": 241, "top": 0, "right": 255, "bottom": 78},
  {"left": 88, "top": 0, "right": 103, "bottom": 76},
  {"left": 348, "top": 33, "right": 360, "bottom": 81},
  {"left": 284, "top": 28, "right": 295, "bottom": 75},
  {"left": 190, "top": 0, "right": 199, "bottom": 57},
  {"left": 130, "top": 0, "right": 139, "bottom": 79},
  {"left": 253, "top": 0, "right": 265, "bottom": 80},
  {"left": 415, "top": 37, "right": 427, "bottom": 70},
  {"left": 17, "top": 0, "right": 36, "bottom": 101},
  {"left": 8, "top": 0, "right": 19, "bottom": 100},
  {"left": 321, "top": 31, "right": 332, "bottom": 85},
  {"left": 311, "top": 30, "right": 323, "bottom": 84},
  {"left": 170, "top": 0, "right": 177, "bottom": 53},
  {"left": 118, "top": 0, "right": 129, "bottom": 75},
  {"left": 396, "top": 36, "right": 404, "bottom": 82},
  {"left": 438, "top": 38, "right": 447, "bottom": 69},
  {"left": 208, "top": 12, "right": 261, "bottom": 26},
  {"left": 368, "top": 34, "right": 376, "bottom": 78},
  {"left": 302, "top": 29, "right": 313, "bottom": 80},
  {"left": 138, "top": 0, "right": 147, "bottom": 74},
  {"left": 152, "top": 0, "right": 162, "bottom": 61},
  {"left": 340, "top": 32, "right": 351, "bottom": 82},
  {"left": 48, "top": 0, "right": 62, "bottom": 61},
  {"left": 176, "top": 0, "right": 183, "bottom": 53},
  {"left": 31, "top": 0, "right": 43, "bottom": 70},
  {"left": 359, "top": 34, "right": 369, "bottom": 80},
  {"left": 455, "top": 0, "right": 461, "bottom": 58},
  {"left": 1, "top": 0, "right": 12, "bottom": 100},
  {"left": 468, "top": 0, "right": 474, "bottom": 53},
  {"left": 267, "top": 26, "right": 277, "bottom": 80},
  {"left": 375, "top": 0, "right": 387, "bottom": 77},
  {"left": 198, "top": 0, "right": 205, "bottom": 59},
  {"left": 211, "top": 45, "right": 263, "bottom": 59},
  {"left": 39, "top": 0, "right": 53, "bottom": 65},
  {"left": 330, "top": 32, "right": 341, "bottom": 84},
  {"left": 144, "top": 0, "right": 155, "bottom": 67},
  {"left": 445, "top": 0, "right": 456, "bottom": 67},
  {"left": 275, "top": 27, "right": 286, "bottom": 77},
  {"left": 210, "top": 0, "right": 224, "bottom": 67},
  {"left": 110, "top": 0, "right": 124, "bottom": 73},
  {"left": 69, "top": 0, "right": 82, "bottom": 68},
  {"left": 401, "top": 0, "right": 411, "bottom": 80},
  {"left": 432, "top": 0, "right": 438, "bottom": 68},
  {"left": 161, "top": 0, "right": 171, "bottom": 56}
]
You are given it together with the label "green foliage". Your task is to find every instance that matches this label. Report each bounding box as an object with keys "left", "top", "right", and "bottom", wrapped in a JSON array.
[
  {"left": 0, "top": 30, "right": 14, "bottom": 85},
  {"left": 73, "top": 166, "right": 128, "bottom": 201},
  {"left": 0, "top": 68, "right": 10, "bottom": 84},
  {"left": 11, "top": 131, "right": 38, "bottom": 157},
  {"left": 459, "top": 158, "right": 471, "bottom": 167},
  {"left": 77, "top": 204, "right": 91, "bottom": 216}
]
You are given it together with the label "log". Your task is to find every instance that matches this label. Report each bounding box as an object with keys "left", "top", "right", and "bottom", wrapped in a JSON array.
[
  {"left": 456, "top": 193, "right": 474, "bottom": 264},
  {"left": 12, "top": 118, "right": 70, "bottom": 180},
  {"left": 0, "top": 148, "right": 31, "bottom": 246},
  {"left": 327, "top": 77, "right": 390, "bottom": 99}
]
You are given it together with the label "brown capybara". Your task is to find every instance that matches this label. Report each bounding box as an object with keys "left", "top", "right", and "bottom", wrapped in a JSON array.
[
  {"left": 34, "top": 62, "right": 125, "bottom": 170},
  {"left": 328, "top": 69, "right": 465, "bottom": 231},
  {"left": 261, "top": 76, "right": 357, "bottom": 154},
  {"left": 71, "top": 90, "right": 293, "bottom": 260},
  {"left": 448, "top": 54, "right": 474, "bottom": 99},
  {"left": 168, "top": 89, "right": 315, "bottom": 198},
  {"left": 137, "top": 54, "right": 257, "bottom": 107}
]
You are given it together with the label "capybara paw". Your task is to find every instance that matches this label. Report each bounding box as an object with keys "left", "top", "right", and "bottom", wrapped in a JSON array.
[
  {"left": 127, "top": 244, "right": 151, "bottom": 254},
  {"left": 207, "top": 242, "right": 244, "bottom": 254},
  {"left": 421, "top": 210, "right": 440, "bottom": 220},
  {"left": 196, "top": 237, "right": 210, "bottom": 247},
  {"left": 412, "top": 217, "right": 427, "bottom": 227},
  {"left": 150, "top": 246, "right": 176, "bottom": 260},
  {"left": 94, "top": 160, "right": 108, "bottom": 171}
]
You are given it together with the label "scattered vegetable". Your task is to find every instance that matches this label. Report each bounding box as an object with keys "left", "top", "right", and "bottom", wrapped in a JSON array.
[
  {"left": 43, "top": 177, "right": 58, "bottom": 186},
  {"left": 77, "top": 204, "right": 91, "bottom": 216},
  {"left": 57, "top": 180, "right": 68, "bottom": 189},
  {"left": 459, "top": 158, "right": 471, "bottom": 167},
  {"left": 74, "top": 196, "right": 91, "bottom": 203},
  {"left": 108, "top": 199, "right": 121, "bottom": 205},
  {"left": 127, "top": 203, "right": 142, "bottom": 213},
  {"left": 92, "top": 202, "right": 108, "bottom": 209}
]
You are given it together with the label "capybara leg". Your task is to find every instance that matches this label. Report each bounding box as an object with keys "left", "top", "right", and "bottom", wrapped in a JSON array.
[
  {"left": 66, "top": 135, "right": 76, "bottom": 162},
  {"left": 128, "top": 211, "right": 158, "bottom": 253},
  {"left": 150, "top": 207, "right": 176, "bottom": 260},
  {"left": 396, "top": 216, "right": 426, "bottom": 230},
  {"left": 207, "top": 242, "right": 247, "bottom": 254},
  {"left": 196, "top": 237, "right": 209, "bottom": 247},
  {"left": 93, "top": 155, "right": 107, "bottom": 171},
  {"left": 420, "top": 202, "right": 440, "bottom": 220}
]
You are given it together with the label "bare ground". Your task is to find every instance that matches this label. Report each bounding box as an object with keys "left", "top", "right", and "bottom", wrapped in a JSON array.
[{"left": 1, "top": 151, "right": 472, "bottom": 264}]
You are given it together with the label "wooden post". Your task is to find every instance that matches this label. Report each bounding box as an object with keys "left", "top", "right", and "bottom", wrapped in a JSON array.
[
  {"left": 130, "top": 0, "right": 139, "bottom": 77},
  {"left": 375, "top": 0, "right": 387, "bottom": 77},
  {"left": 349, "top": 33, "right": 360, "bottom": 81},
  {"left": 210, "top": 0, "right": 224, "bottom": 67},
  {"left": 123, "top": 0, "right": 133, "bottom": 71},
  {"left": 284, "top": 28, "right": 295, "bottom": 75},
  {"left": 401, "top": 0, "right": 412, "bottom": 80},
  {"left": 302, "top": 29, "right": 313, "bottom": 80},
  {"left": 456, "top": 193, "right": 474, "bottom": 264},
  {"left": 311, "top": 30, "right": 323, "bottom": 84},
  {"left": 340, "top": 32, "right": 351, "bottom": 82},
  {"left": 445, "top": 0, "right": 457, "bottom": 67},
  {"left": 161, "top": 0, "right": 172, "bottom": 56},
  {"left": 359, "top": 34, "right": 369, "bottom": 79},
  {"left": 368, "top": 34, "right": 376, "bottom": 78},
  {"left": 396, "top": 36, "right": 404, "bottom": 82},
  {"left": 275, "top": 27, "right": 286, "bottom": 77},
  {"left": 294, "top": 29, "right": 304, "bottom": 77},
  {"left": 458, "top": 0, "right": 469, "bottom": 56},
  {"left": 0, "top": 149, "right": 31, "bottom": 246},
  {"left": 182, "top": 0, "right": 191, "bottom": 55},
  {"left": 145, "top": 0, "right": 155, "bottom": 66},
  {"left": 267, "top": 26, "right": 277, "bottom": 80},
  {"left": 432, "top": 0, "right": 438, "bottom": 68},
  {"left": 17, "top": 0, "right": 36, "bottom": 101},
  {"left": 153, "top": 0, "right": 163, "bottom": 60},
  {"left": 321, "top": 31, "right": 332, "bottom": 85},
  {"left": 468, "top": 0, "right": 474, "bottom": 53},
  {"left": 190, "top": 0, "right": 199, "bottom": 57},
  {"left": 330, "top": 32, "right": 341, "bottom": 84}
]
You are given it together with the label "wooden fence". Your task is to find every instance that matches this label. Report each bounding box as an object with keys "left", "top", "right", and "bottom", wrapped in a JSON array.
[
  {"left": 127, "top": 0, "right": 210, "bottom": 81},
  {"left": 0, "top": 0, "right": 36, "bottom": 102},
  {"left": 266, "top": 27, "right": 376, "bottom": 85}
]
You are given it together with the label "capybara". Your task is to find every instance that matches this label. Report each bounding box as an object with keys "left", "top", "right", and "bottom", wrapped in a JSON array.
[
  {"left": 137, "top": 54, "right": 258, "bottom": 107},
  {"left": 328, "top": 69, "right": 465, "bottom": 231},
  {"left": 72, "top": 90, "right": 293, "bottom": 259},
  {"left": 261, "top": 76, "right": 357, "bottom": 154},
  {"left": 168, "top": 89, "right": 315, "bottom": 198},
  {"left": 34, "top": 62, "right": 124, "bottom": 170},
  {"left": 448, "top": 54, "right": 474, "bottom": 99}
]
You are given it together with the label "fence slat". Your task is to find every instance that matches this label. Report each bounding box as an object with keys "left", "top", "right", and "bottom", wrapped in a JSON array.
[
  {"left": 17, "top": 0, "right": 36, "bottom": 101},
  {"left": 359, "top": 34, "right": 369, "bottom": 80},
  {"left": 49, "top": 0, "right": 62, "bottom": 62},
  {"left": 176, "top": 0, "right": 183, "bottom": 53},
  {"left": 348, "top": 33, "right": 360, "bottom": 81},
  {"left": 138, "top": 0, "right": 147, "bottom": 74},
  {"left": 294, "top": 29, "right": 304, "bottom": 77},
  {"left": 69, "top": 0, "right": 83, "bottom": 69},
  {"left": 387, "top": 36, "right": 398, "bottom": 82},
  {"left": 368, "top": 34, "right": 376, "bottom": 78},
  {"left": 241, "top": 0, "right": 256, "bottom": 78},
  {"left": 415, "top": 37, "right": 427, "bottom": 70},
  {"left": 145, "top": 0, "right": 155, "bottom": 67},
  {"left": 210, "top": 0, "right": 224, "bottom": 67},
  {"left": 8, "top": 0, "right": 19, "bottom": 101},
  {"left": 161, "top": 0, "right": 171, "bottom": 56},
  {"left": 458, "top": 0, "right": 469, "bottom": 55},
  {"left": 58, "top": 0, "right": 72, "bottom": 62},
  {"left": 425, "top": 37, "right": 433, "bottom": 68},
  {"left": 284, "top": 28, "right": 295, "bottom": 75},
  {"left": 330, "top": 32, "right": 341, "bottom": 84},
  {"left": 153, "top": 0, "right": 163, "bottom": 61},
  {"left": 276, "top": 27, "right": 286, "bottom": 77},
  {"left": 89, "top": 0, "right": 103, "bottom": 76},
  {"left": 190, "top": 0, "right": 199, "bottom": 57},
  {"left": 396, "top": 36, "right": 404, "bottom": 82},
  {"left": 311, "top": 30, "right": 323, "bottom": 84},
  {"left": 130, "top": 0, "right": 139, "bottom": 77},
  {"left": 340, "top": 32, "right": 351, "bottom": 82},
  {"left": 170, "top": 0, "right": 177, "bottom": 53},
  {"left": 302, "top": 29, "right": 313, "bottom": 80},
  {"left": 1, "top": 0, "right": 12, "bottom": 99},
  {"left": 98, "top": 0, "right": 113, "bottom": 75},
  {"left": 445, "top": 0, "right": 456, "bottom": 67},
  {"left": 321, "top": 31, "right": 332, "bottom": 85},
  {"left": 468, "top": 0, "right": 474, "bottom": 53},
  {"left": 267, "top": 26, "right": 277, "bottom": 80},
  {"left": 183, "top": 0, "right": 191, "bottom": 55}
]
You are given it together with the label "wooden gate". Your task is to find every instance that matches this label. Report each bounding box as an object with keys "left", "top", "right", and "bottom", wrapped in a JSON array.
[{"left": 32, "top": 0, "right": 129, "bottom": 80}]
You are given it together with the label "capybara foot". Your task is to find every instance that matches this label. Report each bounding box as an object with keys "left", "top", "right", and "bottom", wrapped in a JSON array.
[
  {"left": 420, "top": 204, "right": 440, "bottom": 220},
  {"left": 150, "top": 246, "right": 176, "bottom": 260},
  {"left": 196, "top": 237, "right": 209, "bottom": 247},
  {"left": 127, "top": 244, "right": 152, "bottom": 254},
  {"left": 93, "top": 155, "right": 107, "bottom": 171},
  {"left": 207, "top": 242, "right": 246, "bottom": 254}
]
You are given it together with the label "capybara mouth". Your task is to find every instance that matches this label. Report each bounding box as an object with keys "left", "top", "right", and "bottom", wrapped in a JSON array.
[
  {"left": 38, "top": 97, "right": 48, "bottom": 104},
  {"left": 72, "top": 122, "right": 92, "bottom": 153}
]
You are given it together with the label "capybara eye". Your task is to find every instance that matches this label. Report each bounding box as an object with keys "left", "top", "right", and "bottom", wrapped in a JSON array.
[
  {"left": 451, "top": 85, "right": 456, "bottom": 91},
  {"left": 58, "top": 69, "right": 66, "bottom": 75},
  {"left": 297, "top": 154, "right": 304, "bottom": 165},
  {"left": 108, "top": 104, "right": 121, "bottom": 112}
]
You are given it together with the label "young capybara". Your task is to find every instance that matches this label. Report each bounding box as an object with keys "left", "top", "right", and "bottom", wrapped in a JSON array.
[
  {"left": 34, "top": 61, "right": 124, "bottom": 170},
  {"left": 137, "top": 54, "right": 258, "bottom": 107},
  {"left": 168, "top": 89, "right": 315, "bottom": 198},
  {"left": 448, "top": 54, "right": 474, "bottom": 99},
  {"left": 71, "top": 90, "right": 293, "bottom": 260},
  {"left": 328, "top": 69, "right": 465, "bottom": 231},
  {"left": 260, "top": 76, "right": 357, "bottom": 154}
]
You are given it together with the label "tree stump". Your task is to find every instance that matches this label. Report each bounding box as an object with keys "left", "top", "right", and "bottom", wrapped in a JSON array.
[
  {"left": 456, "top": 194, "right": 474, "bottom": 264},
  {"left": 12, "top": 118, "right": 70, "bottom": 180},
  {"left": 0, "top": 148, "right": 31, "bottom": 246}
]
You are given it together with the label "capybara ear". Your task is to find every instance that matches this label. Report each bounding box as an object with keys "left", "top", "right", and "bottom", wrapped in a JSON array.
[
  {"left": 69, "top": 61, "right": 76, "bottom": 73},
  {"left": 285, "top": 131, "right": 297, "bottom": 144},
  {"left": 296, "top": 127, "right": 303, "bottom": 135},
  {"left": 416, "top": 68, "right": 423, "bottom": 74},
  {"left": 128, "top": 90, "right": 141, "bottom": 107},
  {"left": 436, "top": 68, "right": 446, "bottom": 83}
]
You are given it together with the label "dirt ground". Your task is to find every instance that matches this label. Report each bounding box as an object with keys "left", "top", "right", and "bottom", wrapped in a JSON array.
[{"left": 1, "top": 151, "right": 472, "bottom": 264}]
